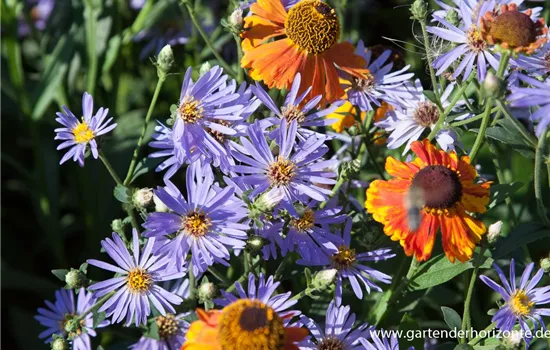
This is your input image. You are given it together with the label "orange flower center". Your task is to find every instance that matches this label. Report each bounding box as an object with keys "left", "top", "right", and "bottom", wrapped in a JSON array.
[
  {"left": 467, "top": 26, "right": 487, "bottom": 53},
  {"left": 179, "top": 97, "right": 204, "bottom": 124},
  {"left": 413, "top": 101, "right": 440, "bottom": 127},
  {"left": 509, "top": 290, "right": 534, "bottom": 317},
  {"left": 411, "top": 165, "right": 462, "bottom": 209},
  {"left": 331, "top": 245, "right": 356, "bottom": 270},
  {"left": 267, "top": 155, "right": 297, "bottom": 186},
  {"left": 182, "top": 211, "right": 212, "bottom": 237},
  {"left": 317, "top": 336, "right": 344, "bottom": 350},
  {"left": 291, "top": 209, "right": 315, "bottom": 231},
  {"left": 156, "top": 314, "right": 179, "bottom": 339},
  {"left": 284, "top": 0, "right": 340, "bottom": 55},
  {"left": 352, "top": 72, "right": 376, "bottom": 92},
  {"left": 127, "top": 268, "right": 153, "bottom": 294},
  {"left": 218, "top": 299, "right": 285, "bottom": 350},
  {"left": 488, "top": 10, "right": 538, "bottom": 48},
  {"left": 282, "top": 105, "right": 306, "bottom": 124},
  {"left": 73, "top": 121, "right": 94, "bottom": 144}
]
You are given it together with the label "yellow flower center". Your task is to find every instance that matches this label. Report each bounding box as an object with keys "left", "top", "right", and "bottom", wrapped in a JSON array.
[
  {"left": 72, "top": 121, "right": 94, "bottom": 144},
  {"left": 291, "top": 209, "right": 315, "bottom": 232},
  {"left": 218, "top": 299, "right": 285, "bottom": 350},
  {"left": 267, "top": 156, "right": 297, "bottom": 187},
  {"left": 127, "top": 268, "right": 153, "bottom": 294},
  {"left": 413, "top": 101, "right": 440, "bottom": 127},
  {"left": 411, "top": 165, "right": 463, "bottom": 210},
  {"left": 487, "top": 10, "right": 538, "bottom": 48},
  {"left": 284, "top": 0, "right": 340, "bottom": 55},
  {"left": 156, "top": 314, "right": 179, "bottom": 339},
  {"left": 182, "top": 211, "right": 212, "bottom": 237},
  {"left": 509, "top": 290, "right": 534, "bottom": 317},
  {"left": 352, "top": 72, "right": 376, "bottom": 92},
  {"left": 331, "top": 245, "right": 356, "bottom": 270},
  {"left": 467, "top": 26, "right": 487, "bottom": 53},
  {"left": 179, "top": 97, "right": 204, "bottom": 124},
  {"left": 281, "top": 105, "right": 306, "bottom": 124},
  {"left": 317, "top": 336, "right": 344, "bottom": 350},
  {"left": 208, "top": 120, "right": 231, "bottom": 143}
]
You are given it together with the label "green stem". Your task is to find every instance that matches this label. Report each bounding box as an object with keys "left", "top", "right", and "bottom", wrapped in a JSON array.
[
  {"left": 468, "top": 322, "right": 497, "bottom": 345},
  {"left": 450, "top": 107, "right": 499, "bottom": 127},
  {"left": 84, "top": 0, "right": 98, "bottom": 96},
  {"left": 123, "top": 73, "right": 166, "bottom": 185},
  {"left": 226, "top": 260, "right": 261, "bottom": 293},
  {"left": 319, "top": 176, "right": 346, "bottom": 209},
  {"left": 182, "top": 1, "right": 237, "bottom": 78},
  {"left": 535, "top": 128, "right": 550, "bottom": 227},
  {"left": 420, "top": 21, "right": 440, "bottom": 101},
  {"left": 274, "top": 254, "right": 292, "bottom": 280},
  {"left": 233, "top": 33, "right": 245, "bottom": 83},
  {"left": 244, "top": 251, "right": 251, "bottom": 274},
  {"left": 189, "top": 263, "right": 197, "bottom": 301},
  {"left": 289, "top": 287, "right": 315, "bottom": 301},
  {"left": 207, "top": 266, "right": 231, "bottom": 286},
  {"left": 74, "top": 291, "right": 115, "bottom": 323},
  {"left": 460, "top": 248, "right": 486, "bottom": 343},
  {"left": 496, "top": 100, "right": 538, "bottom": 148}
]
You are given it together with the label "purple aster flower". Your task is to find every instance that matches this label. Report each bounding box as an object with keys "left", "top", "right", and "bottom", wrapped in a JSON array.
[
  {"left": 433, "top": 0, "right": 543, "bottom": 21},
  {"left": 35, "top": 288, "right": 109, "bottom": 350},
  {"left": 54, "top": 92, "right": 117, "bottom": 167},
  {"left": 360, "top": 328, "right": 413, "bottom": 350},
  {"left": 508, "top": 75, "right": 550, "bottom": 136},
  {"left": 215, "top": 273, "right": 300, "bottom": 322},
  {"left": 300, "top": 220, "right": 395, "bottom": 304},
  {"left": 130, "top": 313, "right": 190, "bottom": 350},
  {"left": 148, "top": 121, "right": 185, "bottom": 180},
  {"left": 87, "top": 229, "right": 184, "bottom": 326},
  {"left": 252, "top": 73, "right": 343, "bottom": 136},
  {"left": 428, "top": 0, "right": 501, "bottom": 80},
  {"left": 18, "top": 0, "right": 54, "bottom": 37},
  {"left": 480, "top": 259, "right": 550, "bottom": 345},
  {"left": 173, "top": 66, "right": 257, "bottom": 170},
  {"left": 142, "top": 163, "right": 249, "bottom": 275},
  {"left": 376, "top": 79, "right": 467, "bottom": 153},
  {"left": 343, "top": 40, "right": 414, "bottom": 112},
  {"left": 230, "top": 119, "right": 337, "bottom": 210},
  {"left": 298, "top": 301, "right": 372, "bottom": 349}
]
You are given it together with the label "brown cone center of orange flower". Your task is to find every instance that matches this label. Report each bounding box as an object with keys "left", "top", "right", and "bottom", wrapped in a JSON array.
[
  {"left": 413, "top": 101, "right": 440, "bottom": 127},
  {"left": 239, "top": 306, "right": 269, "bottom": 331},
  {"left": 488, "top": 11, "right": 538, "bottom": 48},
  {"left": 317, "top": 336, "right": 344, "bottom": 350},
  {"left": 411, "top": 165, "right": 462, "bottom": 209},
  {"left": 285, "top": 0, "right": 340, "bottom": 55}
]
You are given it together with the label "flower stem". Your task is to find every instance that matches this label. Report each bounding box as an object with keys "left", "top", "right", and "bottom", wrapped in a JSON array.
[
  {"left": 226, "top": 260, "right": 261, "bottom": 293},
  {"left": 535, "top": 128, "right": 550, "bottom": 227},
  {"left": 319, "top": 176, "right": 346, "bottom": 209},
  {"left": 233, "top": 33, "right": 245, "bottom": 83},
  {"left": 123, "top": 73, "right": 167, "bottom": 185},
  {"left": 73, "top": 291, "right": 115, "bottom": 323},
  {"left": 182, "top": 1, "right": 237, "bottom": 79},
  {"left": 207, "top": 266, "right": 231, "bottom": 286},
  {"left": 460, "top": 248, "right": 486, "bottom": 343},
  {"left": 188, "top": 263, "right": 197, "bottom": 302},
  {"left": 468, "top": 322, "right": 497, "bottom": 345},
  {"left": 420, "top": 21, "right": 440, "bottom": 101},
  {"left": 488, "top": 141, "right": 517, "bottom": 225},
  {"left": 450, "top": 107, "right": 499, "bottom": 127},
  {"left": 495, "top": 100, "right": 538, "bottom": 148}
]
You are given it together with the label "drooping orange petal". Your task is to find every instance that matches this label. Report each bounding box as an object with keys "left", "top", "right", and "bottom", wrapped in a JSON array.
[
  {"left": 270, "top": 46, "right": 307, "bottom": 90},
  {"left": 250, "top": 0, "right": 287, "bottom": 25},
  {"left": 365, "top": 179, "right": 411, "bottom": 223},
  {"left": 439, "top": 210, "right": 483, "bottom": 263},
  {"left": 284, "top": 327, "right": 309, "bottom": 348},
  {"left": 385, "top": 156, "right": 420, "bottom": 180},
  {"left": 403, "top": 212, "right": 439, "bottom": 261},
  {"left": 183, "top": 313, "right": 221, "bottom": 350},
  {"left": 241, "top": 39, "right": 296, "bottom": 88},
  {"left": 242, "top": 15, "right": 285, "bottom": 52},
  {"left": 460, "top": 182, "right": 491, "bottom": 213},
  {"left": 382, "top": 206, "right": 410, "bottom": 242},
  {"left": 411, "top": 139, "right": 442, "bottom": 166},
  {"left": 323, "top": 42, "right": 367, "bottom": 77}
]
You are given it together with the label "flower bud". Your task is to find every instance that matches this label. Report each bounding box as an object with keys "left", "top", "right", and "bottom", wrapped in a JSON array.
[
  {"left": 246, "top": 235, "right": 268, "bottom": 252},
  {"left": 153, "top": 193, "right": 169, "bottom": 212},
  {"left": 540, "top": 256, "right": 550, "bottom": 274},
  {"left": 340, "top": 159, "right": 361, "bottom": 180},
  {"left": 501, "top": 329, "right": 523, "bottom": 349},
  {"left": 347, "top": 125, "right": 358, "bottom": 136},
  {"left": 254, "top": 188, "right": 284, "bottom": 213},
  {"left": 65, "top": 269, "right": 88, "bottom": 289},
  {"left": 133, "top": 188, "right": 154, "bottom": 209},
  {"left": 50, "top": 336, "right": 70, "bottom": 350},
  {"left": 311, "top": 269, "right": 337, "bottom": 290},
  {"left": 410, "top": 0, "right": 428, "bottom": 21},
  {"left": 111, "top": 218, "right": 125, "bottom": 234},
  {"left": 198, "top": 281, "right": 217, "bottom": 302},
  {"left": 64, "top": 318, "right": 80, "bottom": 334},
  {"left": 487, "top": 220, "right": 503, "bottom": 244},
  {"left": 445, "top": 9, "right": 460, "bottom": 27},
  {"left": 482, "top": 71, "right": 506, "bottom": 99},
  {"left": 199, "top": 62, "right": 212, "bottom": 77},
  {"left": 157, "top": 45, "right": 174, "bottom": 76},
  {"left": 229, "top": 8, "right": 244, "bottom": 31}
]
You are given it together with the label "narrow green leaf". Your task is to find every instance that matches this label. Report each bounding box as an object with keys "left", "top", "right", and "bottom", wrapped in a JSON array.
[
  {"left": 92, "top": 311, "right": 106, "bottom": 328},
  {"left": 492, "top": 223, "right": 550, "bottom": 258},
  {"left": 52, "top": 269, "right": 69, "bottom": 282},
  {"left": 441, "top": 306, "right": 462, "bottom": 331},
  {"left": 422, "top": 90, "right": 438, "bottom": 104},
  {"left": 114, "top": 184, "right": 132, "bottom": 204},
  {"left": 144, "top": 318, "right": 160, "bottom": 340},
  {"left": 488, "top": 182, "right": 523, "bottom": 210}
]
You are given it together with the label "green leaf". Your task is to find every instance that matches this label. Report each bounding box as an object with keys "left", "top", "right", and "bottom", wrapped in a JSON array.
[
  {"left": 144, "top": 318, "right": 160, "bottom": 340},
  {"left": 398, "top": 314, "right": 424, "bottom": 350},
  {"left": 488, "top": 182, "right": 524, "bottom": 210},
  {"left": 441, "top": 306, "right": 462, "bottom": 331},
  {"left": 492, "top": 223, "right": 550, "bottom": 258},
  {"left": 454, "top": 345, "right": 474, "bottom": 350},
  {"left": 130, "top": 157, "right": 163, "bottom": 183},
  {"left": 92, "top": 311, "right": 106, "bottom": 328},
  {"left": 423, "top": 90, "right": 438, "bottom": 104},
  {"left": 410, "top": 254, "right": 493, "bottom": 291},
  {"left": 482, "top": 119, "right": 535, "bottom": 158},
  {"left": 114, "top": 184, "right": 133, "bottom": 204},
  {"left": 79, "top": 262, "right": 88, "bottom": 273},
  {"left": 97, "top": 346, "right": 105, "bottom": 350},
  {"left": 52, "top": 269, "right": 69, "bottom": 282},
  {"left": 102, "top": 34, "right": 121, "bottom": 74},
  {"left": 304, "top": 268, "right": 312, "bottom": 285}
]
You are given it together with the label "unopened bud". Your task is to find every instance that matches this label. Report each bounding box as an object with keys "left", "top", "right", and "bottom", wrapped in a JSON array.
[
  {"left": 246, "top": 235, "right": 268, "bottom": 252},
  {"left": 65, "top": 269, "right": 87, "bottom": 289},
  {"left": 229, "top": 8, "right": 244, "bottom": 31},
  {"left": 501, "top": 330, "right": 523, "bottom": 349},
  {"left": 111, "top": 219, "right": 124, "bottom": 234},
  {"left": 157, "top": 45, "right": 174, "bottom": 75},
  {"left": 340, "top": 159, "right": 361, "bottom": 180},
  {"left": 540, "top": 257, "right": 550, "bottom": 274},
  {"left": 198, "top": 281, "right": 217, "bottom": 302},
  {"left": 133, "top": 188, "right": 154, "bottom": 209},
  {"left": 51, "top": 336, "right": 70, "bottom": 350},
  {"left": 487, "top": 221, "right": 503, "bottom": 244},
  {"left": 445, "top": 9, "right": 460, "bottom": 27},
  {"left": 348, "top": 125, "right": 358, "bottom": 136},
  {"left": 199, "top": 62, "right": 212, "bottom": 77},
  {"left": 255, "top": 188, "right": 284, "bottom": 212},
  {"left": 410, "top": 0, "right": 428, "bottom": 21},
  {"left": 64, "top": 318, "right": 80, "bottom": 334},
  {"left": 153, "top": 193, "right": 169, "bottom": 212},
  {"left": 311, "top": 269, "right": 337, "bottom": 290},
  {"left": 482, "top": 72, "right": 505, "bottom": 99}
]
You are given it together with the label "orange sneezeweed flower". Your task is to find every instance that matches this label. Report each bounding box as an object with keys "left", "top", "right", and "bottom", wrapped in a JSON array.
[
  {"left": 365, "top": 140, "right": 491, "bottom": 263},
  {"left": 241, "top": 0, "right": 368, "bottom": 105}
]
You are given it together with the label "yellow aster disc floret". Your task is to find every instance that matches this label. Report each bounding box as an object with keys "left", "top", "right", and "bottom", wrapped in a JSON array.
[
  {"left": 267, "top": 156, "right": 298, "bottom": 186},
  {"left": 331, "top": 245, "right": 356, "bottom": 270},
  {"left": 284, "top": 0, "right": 340, "bottom": 55},
  {"left": 291, "top": 209, "right": 315, "bottom": 232},
  {"left": 73, "top": 121, "right": 95, "bottom": 144},
  {"left": 127, "top": 268, "right": 153, "bottom": 294},
  {"left": 182, "top": 211, "right": 212, "bottom": 238},
  {"left": 218, "top": 299, "right": 286, "bottom": 350},
  {"left": 156, "top": 314, "right": 179, "bottom": 339},
  {"left": 179, "top": 97, "right": 204, "bottom": 124},
  {"left": 509, "top": 290, "right": 534, "bottom": 317}
]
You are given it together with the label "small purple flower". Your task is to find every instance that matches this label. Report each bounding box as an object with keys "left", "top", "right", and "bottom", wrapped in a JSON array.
[
  {"left": 18, "top": 0, "right": 54, "bottom": 37},
  {"left": 298, "top": 301, "right": 372, "bottom": 349},
  {"left": 252, "top": 73, "right": 343, "bottom": 136},
  {"left": 54, "top": 92, "right": 117, "bottom": 167},
  {"left": 142, "top": 163, "right": 249, "bottom": 275},
  {"left": 130, "top": 313, "right": 190, "bottom": 350},
  {"left": 148, "top": 121, "right": 186, "bottom": 180},
  {"left": 87, "top": 229, "right": 184, "bottom": 326},
  {"left": 508, "top": 74, "right": 550, "bottom": 136},
  {"left": 344, "top": 40, "right": 414, "bottom": 112},
  {"left": 231, "top": 119, "right": 337, "bottom": 210},
  {"left": 300, "top": 220, "right": 395, "bottom": 304},
  {"left": 215, "top": 273, "right": 300, "bottom": 321},
  {"left": 35, "top": 288, "right": 109, "bottom": 350},
  {"left": 480, "top": 259, "right": 550, "bottom": 345}
]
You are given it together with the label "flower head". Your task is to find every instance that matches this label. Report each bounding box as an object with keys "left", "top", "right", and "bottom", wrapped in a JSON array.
[
  {"left": 35, "top": 288, "right": 109, "bottom": 350},
  {"left": 130, "top": 313, "right": 190, "bottom": 350},
  {"left": 366, "top": 139, "right": 491, "bottom": 263},
  {"left": 300, "top": 220, "right": 395, "bottom": 304},
  {"left": 298, "top": 301, "right": 372, "bottom": 349},
  {"left": 87, "top": 229, "right": 184, "bottom": 326},
  {"left": 18, "top": 0, "right": 54, "bottom": 37},
  {"left": 480, "top": 259, "right": 550, "bottom": 345},
  {"left": 54, "top": 92, "right": 117, "bottom": 167},
  {"left": 241, "top": 0, "right": 367, "bottom": 105},
  {"left": 142, "top": 163, "right": 249, "bottom": 275},
  {"left": 508, "top": 74, "right": 550, "bottom": 136}
]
